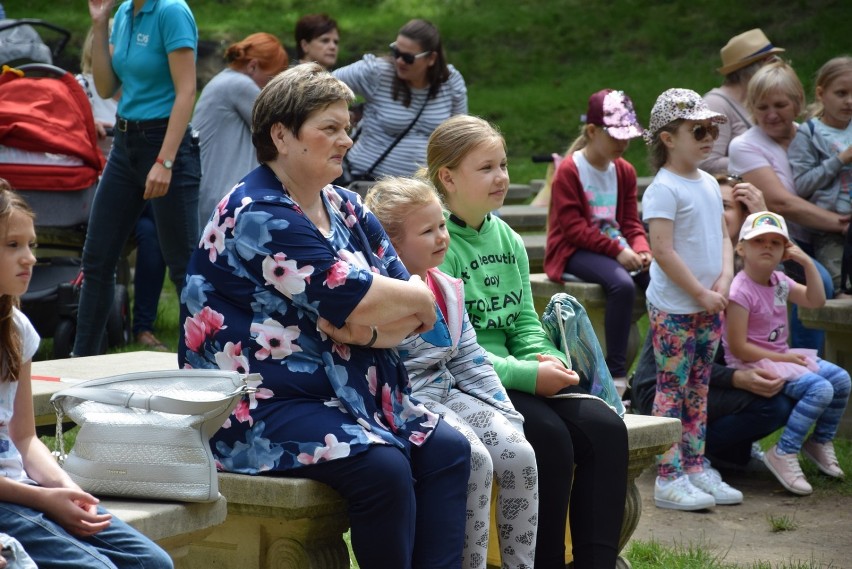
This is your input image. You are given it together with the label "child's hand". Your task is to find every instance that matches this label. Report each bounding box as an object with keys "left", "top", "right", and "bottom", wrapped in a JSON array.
[
  {"left": 839, "top": 144, "right": 852, "bottom": 165},
  {"left": 534, "top": 354, "right": 579, "bottom": 396},
  {"left": 43, "top": 487, "right": 112, "bottom": 538},
  {"left": 638, "top": 251, "right": 653, "bottom": 268},
  {"left": 782, "top": 242, "right": 811, "bottom": 266},
  {"left": 780, "top": 352, "right": 809, "bottom": 366},
  {"left": 616, "top": 248, "right": 643, "bottom": 272},
  {"left": 696, "top": 289, "right": 727, "bottom": 314}
]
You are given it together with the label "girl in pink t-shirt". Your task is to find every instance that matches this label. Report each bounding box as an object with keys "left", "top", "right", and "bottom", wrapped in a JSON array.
[{"left": 724, "top": 211, "right": 850, "bottom": 495}]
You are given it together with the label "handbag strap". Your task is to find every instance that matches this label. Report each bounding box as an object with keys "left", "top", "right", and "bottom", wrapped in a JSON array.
[
  {"left": 362, "top": 96, "right": 429, "bottom": 178},
  {"left": 52, "top": 384, "right": 248, "bottom": 415}
]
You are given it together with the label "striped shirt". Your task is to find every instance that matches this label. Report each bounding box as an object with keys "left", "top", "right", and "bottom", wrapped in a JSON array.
[{"left": 333, "top": 54, "right": 467, "bottom": 177}]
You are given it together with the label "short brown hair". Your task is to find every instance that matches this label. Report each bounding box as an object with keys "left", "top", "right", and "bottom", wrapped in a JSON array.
[
  {"left": 251, "top": 63, "right": 354, "bottom": 163},
  {"left": 295, "top": 14, "right": 338, "bottom": 60}
]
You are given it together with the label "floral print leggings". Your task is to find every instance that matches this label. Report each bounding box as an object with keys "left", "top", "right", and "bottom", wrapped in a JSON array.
[
  {"left": 421, "top": 391, "right": 538, "bottom": 569},
  {"left": 648, "top": 303, "right": 721, "bottom": 480}
]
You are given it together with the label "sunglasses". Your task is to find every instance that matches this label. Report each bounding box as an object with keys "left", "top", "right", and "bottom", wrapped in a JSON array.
[
  {"left": 389, "top": 42, "right": 432, "bottom": 65},
  {"left": 691, "top": 123, "right": 720, "bottom": 141},
  {"left": 726, "top": 174, "right": 744, "bottom": 184}
]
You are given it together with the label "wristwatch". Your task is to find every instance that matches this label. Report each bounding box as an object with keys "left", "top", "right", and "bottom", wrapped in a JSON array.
[{"left": 156, "top": 157, "right": 174, "bottom": 170}]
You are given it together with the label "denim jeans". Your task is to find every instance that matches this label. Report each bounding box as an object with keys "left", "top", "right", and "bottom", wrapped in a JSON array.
[
  {"left": 132, "top": 202, "right": 166, "bottom": 335},
  {"left": 778, "top": 359, "right": 851, "bottom": 454},
  {"left": 0, "top": 502, "right": 173, "bottom": 569},
  {"left": 74, "top": 125, "right": 199, "bottom": 356}
]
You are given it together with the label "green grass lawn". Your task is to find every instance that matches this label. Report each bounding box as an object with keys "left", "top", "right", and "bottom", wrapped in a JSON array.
[{"left": 21, "top": 0, "right": 851, "bottom": 184}]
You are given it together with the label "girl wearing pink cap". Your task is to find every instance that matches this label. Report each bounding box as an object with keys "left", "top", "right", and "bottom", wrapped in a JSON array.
[
  {"left": 544, "top": 89, "right": 651, "bottom": 398},
  {"left": 724, "top": 211, "right": 850, "bottom": 495}
]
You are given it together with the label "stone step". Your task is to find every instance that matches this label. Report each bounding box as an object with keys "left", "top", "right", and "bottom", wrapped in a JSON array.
[
  {"left": 496, "top": 204, "right": 547, "bottom": 233},
  {"left": 521, "top": 233, "right": 545, "bottom": 274}
]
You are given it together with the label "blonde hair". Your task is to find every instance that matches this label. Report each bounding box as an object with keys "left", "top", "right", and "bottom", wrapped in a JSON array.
[
  {"left": 425, "top": 115, "right": 506, "bottom": 199},
  {"left": 225, "top": 32, "right": 288, "bottom": 76},
  {"left": 807, "top": 56, "right": 852, "bottom": 120},
  {"left": 746, "top": 61, "right": 805, "bottom": 119},
  {"left": 565, "top": 124, "right": 594, "bottom": 155},
  {"left": 80, "top": 19, "right": 114, "bottom": 75},
  {"left": 646, "top": 119, "right": 684, "bottom": 172},
  {"left": 364, "top": 176, "right": 443, "bottom": 244},
  {"left": 0, "top": 179, "right": 34, "bottom": 383}
]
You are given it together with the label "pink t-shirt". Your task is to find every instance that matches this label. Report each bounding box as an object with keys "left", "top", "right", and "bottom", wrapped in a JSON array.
[{"left": 723, "top": 270, "right": 796, "bottom": 367}]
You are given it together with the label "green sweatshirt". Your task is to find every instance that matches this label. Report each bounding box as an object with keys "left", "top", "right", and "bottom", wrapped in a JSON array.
[{"left": 440, "top": 213, "right": 567, "bottom": 394}]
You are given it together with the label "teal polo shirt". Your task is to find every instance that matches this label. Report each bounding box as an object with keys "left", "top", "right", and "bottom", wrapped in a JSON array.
[{"left": 111, "top": 0, "right": 197, "bottom": 120}]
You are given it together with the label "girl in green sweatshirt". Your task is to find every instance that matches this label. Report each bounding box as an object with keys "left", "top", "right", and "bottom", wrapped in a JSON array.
[{"left": 427, "top": 115, "right": 629, "bottom": 569}]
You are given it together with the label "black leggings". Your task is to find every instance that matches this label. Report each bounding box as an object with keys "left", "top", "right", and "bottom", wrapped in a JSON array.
[{"left": 508, "top": 389, "right": 628, "bottom": 569}]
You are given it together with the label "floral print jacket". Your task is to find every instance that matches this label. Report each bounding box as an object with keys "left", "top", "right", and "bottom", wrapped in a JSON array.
[{"left": 179, "top": 164, "right": 438, "bottom": 474}]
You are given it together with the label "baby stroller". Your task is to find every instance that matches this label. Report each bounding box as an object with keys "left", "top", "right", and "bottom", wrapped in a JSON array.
[{"left": 0, "top": 19, "right": 131, "bottom": 358}]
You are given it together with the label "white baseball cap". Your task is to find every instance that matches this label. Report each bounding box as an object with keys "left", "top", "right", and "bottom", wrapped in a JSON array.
[{"left": 738, "top": 211, "right": 790, "bottom": 242}]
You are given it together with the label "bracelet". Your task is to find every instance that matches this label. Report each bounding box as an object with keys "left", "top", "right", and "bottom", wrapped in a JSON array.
[{"left": 364, "top": 326, "right": 378, "bottom": 348}]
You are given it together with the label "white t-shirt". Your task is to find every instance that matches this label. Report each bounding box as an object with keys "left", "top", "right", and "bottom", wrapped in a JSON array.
[
  {"left": 729, "top": 125, "right": 808, "bottom": 243},
  {"left": 642, "top": 168, "right": 724, "bottom": 314},
  {"left": 0, "top": 308, "right": 41, "bottom": 483},
  {"left": 574, "top": 150, "right": 619, "bottom": 229}
]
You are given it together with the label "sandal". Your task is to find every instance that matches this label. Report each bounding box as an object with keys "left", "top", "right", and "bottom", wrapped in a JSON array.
[{"left": 135, "top": 330, "right": 169, "bottom": 352}]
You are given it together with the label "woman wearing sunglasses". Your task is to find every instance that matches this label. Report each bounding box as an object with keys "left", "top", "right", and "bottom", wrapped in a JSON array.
[
  {"left": 728, "top": 61, "right": 843, "bottom": 351},
  {"left": 333, "top": 19, "right": 467, "bottom": 180}
]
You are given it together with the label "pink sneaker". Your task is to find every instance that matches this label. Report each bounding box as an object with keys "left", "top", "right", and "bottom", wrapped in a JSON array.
[
  {"left": 802, "top": 439, "right": 845, "bottom": 478},
  {"left": 763, "top": 445, "right": 812, "bottom": 496}
]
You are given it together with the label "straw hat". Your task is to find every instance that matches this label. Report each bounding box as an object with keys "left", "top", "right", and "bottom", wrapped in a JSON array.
[{"left": 717, "top": 29, "right": 785, "bottom": 75}]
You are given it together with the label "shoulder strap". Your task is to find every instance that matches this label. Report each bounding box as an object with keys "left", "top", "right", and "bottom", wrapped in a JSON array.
[
  {"left": 363, "top": 96, "right": 429, "bottom": 178},
  {"left": 51, "top": 384, "right": 248, "bottom": 415}
]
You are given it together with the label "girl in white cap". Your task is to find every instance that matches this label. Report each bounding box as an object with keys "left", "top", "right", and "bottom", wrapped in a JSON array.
[
  {"left": 724, "top": 211, "right": 850, "bottom": 495},
  {"left": 642, "top": 88, "right": 743, "bottom": 510}
]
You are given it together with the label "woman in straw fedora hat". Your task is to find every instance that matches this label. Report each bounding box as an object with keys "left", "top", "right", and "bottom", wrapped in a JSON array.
[{"left": 701, "top": 29, "right": 785, "bottom": 173}]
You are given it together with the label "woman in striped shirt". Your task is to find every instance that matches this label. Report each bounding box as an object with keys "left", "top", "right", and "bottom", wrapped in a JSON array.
[{"left": 333, "top": 19, "right": 467, "bottom": 179}]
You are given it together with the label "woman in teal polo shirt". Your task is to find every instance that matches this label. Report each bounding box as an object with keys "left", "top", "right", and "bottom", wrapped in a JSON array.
[{"left": 75, "top": 0, "right": 201, "bottom": 356}]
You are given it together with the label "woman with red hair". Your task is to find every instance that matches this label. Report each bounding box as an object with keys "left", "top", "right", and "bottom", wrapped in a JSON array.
[{"left": 193, "top": 32, "right": 288, "bottom": 227}]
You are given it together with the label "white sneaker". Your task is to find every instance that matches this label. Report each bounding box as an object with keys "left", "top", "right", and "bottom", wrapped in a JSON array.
[
  {"left": 654, "top": 475, "right": 716, "bottom": 511},
  {"left": 689, "top": 468, "right": 744, "bottom": 505}
]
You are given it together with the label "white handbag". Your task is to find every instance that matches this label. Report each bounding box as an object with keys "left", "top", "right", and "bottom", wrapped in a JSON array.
[{"left": 50, "top": 369, "right": 256, "bottom": 503}]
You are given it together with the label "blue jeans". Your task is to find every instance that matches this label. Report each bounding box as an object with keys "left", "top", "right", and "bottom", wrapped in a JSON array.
[
  {"left": 0, "top": 502, "right": 172, "bottom": 569},
  {"left": 788, "top": 243, "right": 834, "bottom": 354},
  {"left": 778, "top": 359, "right": 851, "bottom": 454},
  {"left": 74, "top": 125, "right": 199, "bottom": 355},
  {"left": 132, "top": 203, "right": 166, "bottom": 335},
  {"left": 283, "top": 420, "right": 470, "bottom": 569}
]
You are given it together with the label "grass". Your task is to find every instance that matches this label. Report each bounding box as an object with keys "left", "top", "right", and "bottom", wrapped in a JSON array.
[
  {"left": 20, "top": 0, "right": 852, "bottom": 185},
  {"left": 767, "top": 513, "right": 799, "bottom": 533},
  {"left": 625, "top": 539, "right": 840, "bottom": 569}
]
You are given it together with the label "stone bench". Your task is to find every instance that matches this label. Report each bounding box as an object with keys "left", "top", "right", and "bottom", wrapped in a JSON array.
[
  {"left": 32, "top": 352, "right": 228, "bottom": 562},
  {"left": 528, "top": 272, "right": 646, "bottom": 366},
  {"left": 103, "top": 496, "right": 228, "bottom": 562},
  {"left": 521, "top": 233, "right": 545, "bottom": 273},
  {"left": 497, "top": 204, "right": 547, "bottom": 233},
  {"left": 799, "top": 298, "right": 852, "bottom": 437},
  {"left": 33, "top": 351, "right": 677, "bottom": 569}
]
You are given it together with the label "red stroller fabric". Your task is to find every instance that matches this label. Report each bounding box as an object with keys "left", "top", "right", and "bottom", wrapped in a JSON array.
[{"left": 0, "top": 67, "right": 105, "bottom": 190}]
